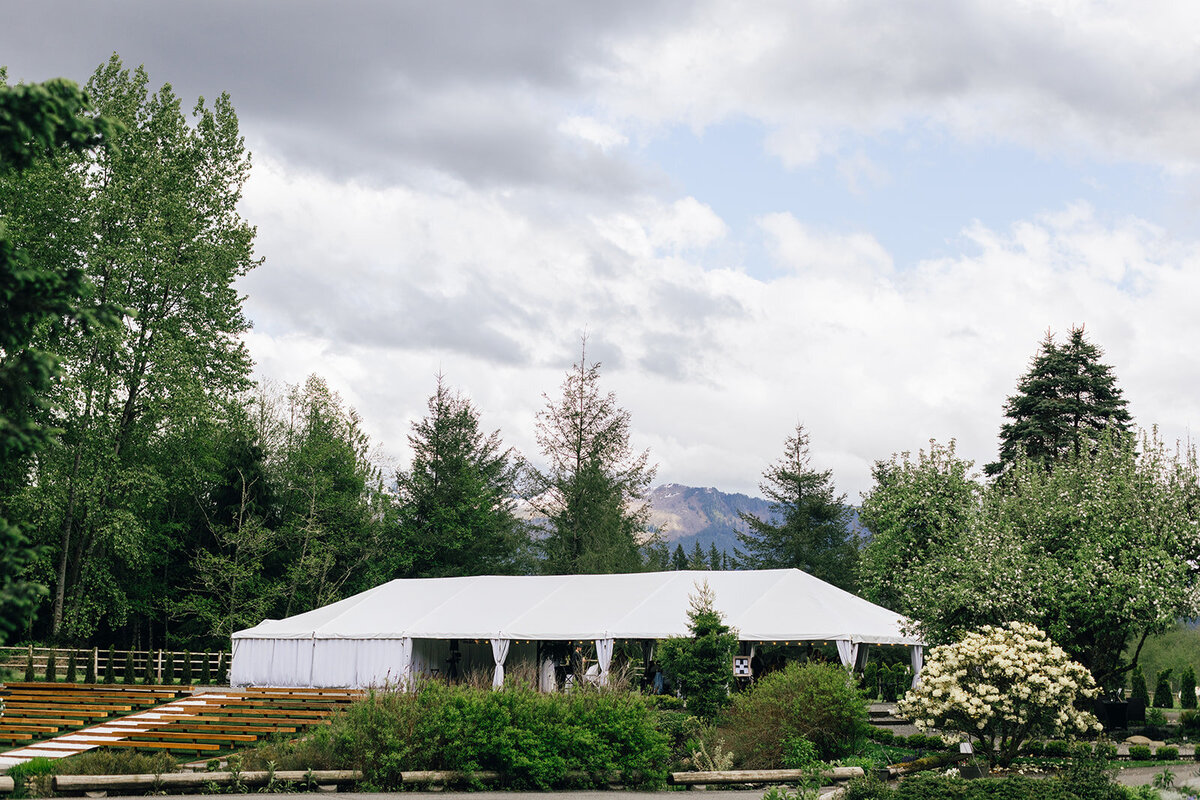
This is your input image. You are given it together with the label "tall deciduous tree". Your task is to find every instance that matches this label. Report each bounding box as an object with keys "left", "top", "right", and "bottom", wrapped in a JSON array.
[
  {"left": 736, "top": 424, "right": 856, "bottom": 590},
  {"left": 0, "top": 72, "right": 118, "bottom": 643},
  {"left": 986, "top": 327, "right": 1133, "bottom": 476},
  {"left": 2, "top": 55, "right": 259, "bottom": 640},
  {"left": 395, "top": 376, "right": 526, "bottom": 577},
  {"left": 528, "top": 341, "right": 656, "bottom": 574}
]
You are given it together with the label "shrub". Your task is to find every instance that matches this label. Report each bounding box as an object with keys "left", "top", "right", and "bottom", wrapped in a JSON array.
[
  {"left": 1181, "top": 666, "right": 1197, "bottom": 709},
  {"left": 83, "top": 651, "right": 95, "bottom": 684},
  {"left": 103, "top": 645, "right": 115, "bottom": 684},
  {"left": 122, "top": 650, "right": 135, "bottom": 685},
  {"left": 1181, "top": 709, "right": 1200, "bottom": 735},
  {"left": 862, "top": 662, "right": 879, "bottom": 700},
  {"left": 142, "top": 650, "right": 157, "bottom": 684},
  {"left": 65, "top": 650, "right": 77, "bottom": 683},
  {"left": 1042, "top": 740, "right": 1071, "bottom": 758},
  {"left": 8, "top": 756, "right": 55, "bottom": 797},
  {"left": 201, "top": 651, "right": 212, "bottom": 685},
  {"left": 1156, "top": 746, "right": 1179, "bottom": 760},
  {"left": 1022, "top": 740, "right": 1045, "bottom": 756},
  {"left": 44, "top": 650, "right": 56, "bottom": 682},
  {"left": 898, "top": 622, "right": 1100, "bottom": 767},
  {"left": 1153, "top": 669, "right": 1174, "bottom": 708},
  {"left": 181, "top": 650, "right": 193, "bottom": 685},
  {"left": 657, "top": 582, "right": 738, "bottom": 722},
  {"left": 1129, "top": 665, "right": 1150, "bottom": 706},
  {"left": 719, "top": 661, "right": 869, "bottom": 765},
  {"left": 215, "top": 651, "right": 229, "bottom": 684},
  {"left": 162, "top": 651, "right": 175, "bottom": 685},
  {"left": 1094, "top": 741, "right": 1119, "bottom": 760},
  {"left": 54, "top": 749, "right": 175, "bottom": 776},
  {"left": 23, "top": 649, "right": 34, "bottom": 681},
  {"left": 1128, "top": 744, "right": 1153, "bottom": 760},
  {"left": 245, "top": 682, "right": 669, "bottom": 790}
]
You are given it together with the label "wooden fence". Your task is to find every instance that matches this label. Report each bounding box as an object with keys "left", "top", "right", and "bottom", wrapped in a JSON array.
[{"left": 0, "top": 646, "right": 229, "bottom": 684}]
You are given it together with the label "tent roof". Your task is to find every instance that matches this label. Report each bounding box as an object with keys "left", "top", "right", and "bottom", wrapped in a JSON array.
[{"left": 232, "top": 569, "right": 922, "bottom": 645}]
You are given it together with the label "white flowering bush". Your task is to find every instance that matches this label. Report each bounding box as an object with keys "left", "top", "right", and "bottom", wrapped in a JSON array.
[{"left": 898, "top": 622, "right": 1101, "bottom": 766}]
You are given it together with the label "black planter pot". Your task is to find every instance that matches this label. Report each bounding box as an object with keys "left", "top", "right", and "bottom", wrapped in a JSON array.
[{"left": 1094, "top": 699, "right": 1130, "bottom": 730}]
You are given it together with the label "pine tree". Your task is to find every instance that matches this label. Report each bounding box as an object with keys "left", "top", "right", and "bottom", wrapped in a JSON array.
[
  {"left": 103, "top": 645, "right": 115, "bottom": 684},
  {"left": 737, "top": 424, "right": 856, "bottom": 590},
  {"left": 708, "top": 543, "right": 723, "bottom": 571},
  {"left": 181, "top": 651, "right": 193, "bottom": 685},
  {"left": 123, "top": 650, "right": 136, "bottom": 684},
  {"left": 529, "top": 340, "right": 657, "bottom": 574},
  {"left": 1154, "top": 669, "right": 1174, "bottom": 708},
  {"left": 84, "top": 652, "right": 96, "bottom": 684},
  {"left": 201, "top": 651, "right": 212, "bottom": 685},
  {"left": 395, "top": 376, "right": 526, "bottom": 577},
  {"left": 986, "top": 327, "right": 1133, "bottom": 476},
  {"left": 65, "top": 650, "right": 77, "bottom": 683},
  {"left": 23, "top": 649, "right": 34, "bottom": 681},
  {"left": 657, "top": 582, "right": 738, "bottom": 721},
  {"left": 142, "top": 650, "right": 157, "bottom": 684},
  {"left": 1181, "top": 667, "right": 1197, "bottom": 710},
  {"left": 44, "top": 650, "right": 56, "bottom": 682},
  {"left": 162, "top": 651, "right": 175, "bottom": 685},
  {"left": 1130, "top": 665, "right": 1150, "bottom": 706},
  {"left": 671, "top": 544, "right": 688, "bottom": 570},
  {"left": 687, "top": 541, "right": 707, "bottom": 569}
]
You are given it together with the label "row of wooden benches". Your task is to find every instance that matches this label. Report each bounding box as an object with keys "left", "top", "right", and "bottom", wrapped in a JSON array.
[{"left": 1, "top": 683, "right": 362, "bottom": 752}]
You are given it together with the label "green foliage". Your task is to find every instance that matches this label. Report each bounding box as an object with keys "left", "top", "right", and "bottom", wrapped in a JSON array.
[
  {"left": 64, "top": 649, "right": 77, "bottom": 683},
  {"left": 1130, "top": 664, "right": 1150, "bottom": 705},
  {"left": 6, "top": 756, "right": 55, "bottom": 799},
  {"left": 53, "top": 748, "right": 175, "bottom": 775},
  {"left": 736, "top": 423, "right": 856, "bottom": 590},
  {"left": 859, "top": 440, "right": 980, "bottom": 628},
  {"left": 122, "top": 650, "right": 135, "bottom": 684},
  {"left": 781, "top": 735, "right": 821, "bottom": 769},
  {"left": 719, "top": 661, "right": 869, "bottom": 765},
  {"left": 43, "top": 650, "right": 55, "bottom": 682},
  {"left": 843, "top": 756, "right": 1141, "bottom": 799},
  {"left": 657, "top": 582, "right": 738, "bottom": 721},
  {"left": 1127, "top": 745, "right": 1153, "bottom": 760},
  {"left": 162, "top": 650, "right": 175, "bottom": 685},
  {"left": 987, "top": 327, "right": 1133, "bottom": 477},
  {"left": 215, "top": 651, "right": 229, "bottom": 684},
  {"left": 181, "top": 650, "right": 193, "bottom": 685},
  {"left": 201, "top": 651, "right": 212, "bottom": 684},
  {"left": 142, "top": 650, "right": 156, "bottom": 684},
  {"left": 83, "top": 652, "right": 95, "bottom": 684},
  {"left": 394, "top": 376, "right": 528, "bottom": 578},
  {"left": 1155, "top": 746, "right": 1178, "bottom": 760},
  {"left": 1153, "top": 669, "right": 1174, "bottom": 708},
  {"left": 0, "top": 75, "right": 119, "bottom": 645},
  {"left": 103, "top": 645, "right": 115, "bottom": 684},
  {"left": 528, "top": 340, "right": 657, "bottom": 574},
  {"left": 23, "top": 648, "right": 34, "bottom": 681},
  {"left": 245, "top": 683, "right": 668, "bottom": 790},
  {"left": 1179, "top": 666, "right": 1196, "bottom": 709}
]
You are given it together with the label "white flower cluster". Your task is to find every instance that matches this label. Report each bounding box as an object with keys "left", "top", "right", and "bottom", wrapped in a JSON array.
[{"left": 898, "top": 622, "right": 1100, "bottom": 756}]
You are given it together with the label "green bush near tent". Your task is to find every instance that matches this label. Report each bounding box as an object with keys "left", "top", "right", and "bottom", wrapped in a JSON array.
[{"left": 242, "top": 682, "right": 668, "bottom": 790}]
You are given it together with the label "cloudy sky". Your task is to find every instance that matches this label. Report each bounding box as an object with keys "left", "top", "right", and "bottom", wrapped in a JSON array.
[{"left": 5, "top": 1, "right": 1200, "bottom": 498}]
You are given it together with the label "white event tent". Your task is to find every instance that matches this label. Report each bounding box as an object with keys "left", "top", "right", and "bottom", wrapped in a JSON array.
[{"left": 231, "top": 569, "right": 924, "bottom": 689}]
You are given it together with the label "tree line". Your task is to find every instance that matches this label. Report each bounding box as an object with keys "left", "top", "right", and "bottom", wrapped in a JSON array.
[{"left": 5, "top": 56, "right": 1196, "bottom": 696}]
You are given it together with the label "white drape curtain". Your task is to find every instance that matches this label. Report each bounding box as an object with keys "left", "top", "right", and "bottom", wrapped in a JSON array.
[
  {"left": 232, "top": 638, "right": 315, "bottom": 687},
  {"left": 910, "top": 645, "right": 924, "bottom": 687},
  {"left": 835, "top": 640, "right": 859, "bottom": 670},
  {"left": 595, "top": 638, "right": 614, "bottom": 686},
  {"left": 491, "top": 638, "right": 511, "bottom": 689},
  {"left": 539, "top": 657, "right": 557, "bottom": 692}
]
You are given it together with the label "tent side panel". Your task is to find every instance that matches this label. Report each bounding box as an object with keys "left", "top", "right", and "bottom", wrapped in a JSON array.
[{"left": 232, "top": 638, "right": 315, "bottom": 687}]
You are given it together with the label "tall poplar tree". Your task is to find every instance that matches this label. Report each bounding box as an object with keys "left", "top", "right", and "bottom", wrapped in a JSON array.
[
  {"left": 528, "top": 341, "right": 656, "bottom": 574},
  {"left": 736, "top": 424, "right": 856, "bottom": 590},
  {"left": 986, "top": 327, "right": 1132, "bottom": 476},
  {"left": 395, "top": 376, "right": 526, "bottom": 577}
]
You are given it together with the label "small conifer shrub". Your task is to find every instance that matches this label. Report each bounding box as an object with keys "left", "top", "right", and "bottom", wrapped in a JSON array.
[
  {"left": 123, "top": 650, "right": 136, "bottom": 684},
  {"left": 44, "top": 650, "right": 57, "bottom": 682},
  {"left": 1180, "top": 667, "right": 1197, "bottom": 710},
  {"left": 65, "top": 650, "right": 78, "bottom": 683},
  {"left": 162, "top": 651, "right": 175, "bottom": 685},
  {"left": 1130, "top": 665, "right": 1150, "bottom": 706},
  {"left": 103, "top": 646, "right": 116, "bottom": 684},
  {"left": 1154, "top": 669, "right": 1174, "bottom": 708},
  {"left": 181, "top": 651, "right": 193, "bottom": 685}
]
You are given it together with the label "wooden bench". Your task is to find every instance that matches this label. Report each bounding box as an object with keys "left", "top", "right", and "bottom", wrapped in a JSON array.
[
  {"left": 103, "top": 729, "right": 259, "bottom": 744},
  {"left": 1, "top": 701, "right": 131, "bottom": 713},
  {"left": 0, "top": 706, "right": 114, "bottom": 719},
  {"left": 66, "top": 737, "right": 220, "bottom": 753},
  {"left": 0, "top": 723, "right": 60, "bottom": 733},
  {"left": 0, "top": 713, "right": 85, "bottom": 726}
]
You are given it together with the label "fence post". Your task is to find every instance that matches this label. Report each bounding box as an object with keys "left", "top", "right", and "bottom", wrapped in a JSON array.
[
  {"left": 92, "top": 646, "right": 98, "bottom": 679},
  {"left": 156, "top": 649, "right": 163, "bottom": 681}
]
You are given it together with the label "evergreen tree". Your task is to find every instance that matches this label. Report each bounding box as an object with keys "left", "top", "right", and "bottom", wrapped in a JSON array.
[
  {"left": 201, "top": 651, "right": 212, "bottom": 685},
  {"left": 44, "top": 650, "right": 56, "bottom": 682},
  {"left": 103, "top": 646, "right": 115, "bottom": 684},
  {"left": 395, "top": 376, "right": 526, "bottom": 577},
  {"left": 1181, "top": 667, "right": 1197, "bottom": 710},
  {"left": 528, "top": 341, "right": 657, "bottom": 574},
  {"left": 122, "top": 650, "right": 135, "bottom": 684},
  {"left": 23, "top": 649, "right": 34, "bottom": 681},
  {"left": 1130, "top": 664, "right": 1150, "bottom": 706},
  {"left": 658, "top": 582, "right": 739, "bottom": 721},
  {"left": 986, "top": 327, "right": 1132, "bottom": 476},
  {"left": 142, "top": 651, "right": 156, "bottom": 684},
  {"left": 671, "top": 543, "right": 688, "bottom": 571},
  {"left": 1154, "top": 669, "right": 1174, "bottom": 708},
  {"left": 181, "top": 651, "right": 193, "bottom": 685},
  {"left": 65, "top": 650, "right": 77, "bottom": 683},
  {"left": 84, "top": 652, "right": 96, "bottom": 684},
  {"left": 687, "top": 541, "right": 707, "bottom": 569},
  {"left": 737, "top": 424, "right": 856, "bottom": 591},
  {"left": 162, "top": 651, "right": 175, "bottom": 685},
  {"left": 708, "top": 543, "right": 723, "bottom": 571}
]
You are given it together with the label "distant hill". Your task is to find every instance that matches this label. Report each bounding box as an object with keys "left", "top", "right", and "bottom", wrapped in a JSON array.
[
  {"left": 643, "top": 483, "right": 864, "bottom": 560},
  {"left": 643, "top": 483, "right": 776, "bottom": 556}
]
